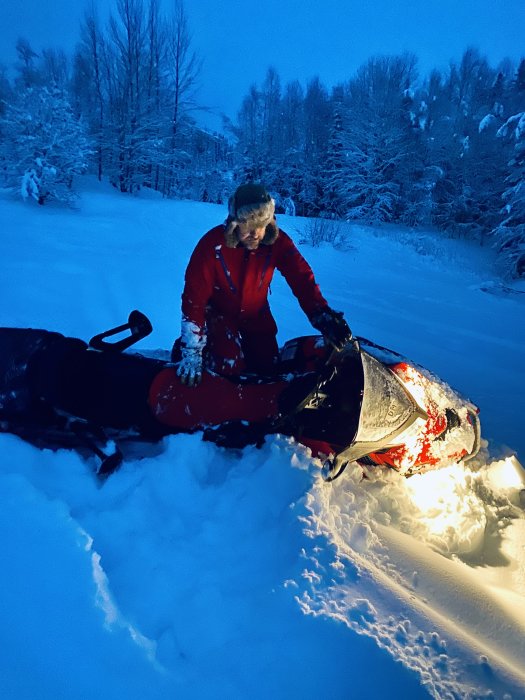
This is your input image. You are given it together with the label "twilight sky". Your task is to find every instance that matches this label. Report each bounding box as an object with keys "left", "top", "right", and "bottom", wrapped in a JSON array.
[{"left": 1, "top": 0, "right": 524, "bottom": 123}]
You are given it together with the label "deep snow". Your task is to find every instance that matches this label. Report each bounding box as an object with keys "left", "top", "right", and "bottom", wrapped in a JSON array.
[{"left": 1, "top": 180, "right": 525, "bottom": 699}]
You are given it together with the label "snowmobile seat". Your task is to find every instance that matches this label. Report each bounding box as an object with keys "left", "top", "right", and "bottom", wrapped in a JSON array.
[
  {"left": 0, "top": 328, "right": 76, "bottom": 420},
  {"left": 28, "top": 337, "right": 168, "bottom": 435}
]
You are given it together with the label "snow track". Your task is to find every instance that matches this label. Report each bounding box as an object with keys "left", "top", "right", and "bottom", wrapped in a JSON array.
[{"left": 298, "top": 456, "right": 525, "bottom": 698}]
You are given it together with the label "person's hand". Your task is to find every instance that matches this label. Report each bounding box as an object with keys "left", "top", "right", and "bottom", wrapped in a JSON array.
[
  {"left": 176, "top": 345, "right": 203, "bottom": 386},
  {"left": 311, "top": 307, "right": 352, "bottom": 351}
]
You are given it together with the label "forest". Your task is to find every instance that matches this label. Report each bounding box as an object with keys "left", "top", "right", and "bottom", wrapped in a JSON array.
[{"left": 0, "top": 0, "right": 524, "bottom": 278}]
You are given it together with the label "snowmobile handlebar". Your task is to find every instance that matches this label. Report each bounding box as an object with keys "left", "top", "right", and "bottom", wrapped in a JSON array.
[{"left": 89, "top": 310, "right": 153, "bottom": 352}]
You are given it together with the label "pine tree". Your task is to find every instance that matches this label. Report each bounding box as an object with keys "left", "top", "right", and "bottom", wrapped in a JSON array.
[
  {"left": 428, "top": 49, "right": 510, "bottom": 242},
  {"left": 319, "top": 98, "right": 348, "bottom": 217}
]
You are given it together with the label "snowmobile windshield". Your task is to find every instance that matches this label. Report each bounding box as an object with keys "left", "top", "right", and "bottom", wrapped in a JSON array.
[
  {"left": 332, "top": 351, "right": 428, "bottom": 465},
  {"left": 279, "top": 347, "right": 365, "bottom": 448}
]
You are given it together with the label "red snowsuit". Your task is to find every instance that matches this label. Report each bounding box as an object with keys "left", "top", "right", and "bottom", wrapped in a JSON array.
[{"left": 181, "top": 224, "right": 328, "bottom": 374}]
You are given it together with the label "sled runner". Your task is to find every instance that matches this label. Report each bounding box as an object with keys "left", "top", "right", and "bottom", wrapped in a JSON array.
[{"left": 0, "top": 312, "right": 480, "bottom": 480}]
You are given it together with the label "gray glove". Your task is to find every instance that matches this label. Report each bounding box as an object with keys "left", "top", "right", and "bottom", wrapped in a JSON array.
[{"left": 177, "top": 345, "right": 203, "bottom": 386}]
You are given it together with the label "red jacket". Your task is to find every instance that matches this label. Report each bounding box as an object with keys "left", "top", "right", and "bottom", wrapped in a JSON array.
[{"left": 181, "top": 225, "right": 328, "bottom": 336}]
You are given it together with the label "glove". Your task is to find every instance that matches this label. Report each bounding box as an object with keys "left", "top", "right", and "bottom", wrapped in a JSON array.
[
  {"left": 311, "top": 307, "right": 352, "bottom": 351},
  {"left": 176, "top": 345, "right": 203, "bottom": 386}
]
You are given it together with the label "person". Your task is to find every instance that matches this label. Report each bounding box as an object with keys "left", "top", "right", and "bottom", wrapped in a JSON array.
[{"left": 174, "top": 183, "right": 352, "bottom": 385}]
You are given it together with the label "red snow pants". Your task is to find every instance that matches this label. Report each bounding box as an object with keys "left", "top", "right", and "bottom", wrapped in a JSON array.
[{"left": 204, "top": 309, "right": 279, "bottom": 375}]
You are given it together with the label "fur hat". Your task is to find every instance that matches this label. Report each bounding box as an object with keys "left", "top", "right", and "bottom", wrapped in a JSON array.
[{"left": 224, "top": 183, "right": 278, "bottom": 248}]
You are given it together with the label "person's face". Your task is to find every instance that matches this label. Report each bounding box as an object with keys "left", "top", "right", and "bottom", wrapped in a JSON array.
[{"left": 237, "top": 223, "right": 266, "bottom": 250}]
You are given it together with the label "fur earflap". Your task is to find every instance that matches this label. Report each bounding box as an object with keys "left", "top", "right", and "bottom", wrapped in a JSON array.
[{"left": 224, "top": 219, "right": 279, "bottom": 248}]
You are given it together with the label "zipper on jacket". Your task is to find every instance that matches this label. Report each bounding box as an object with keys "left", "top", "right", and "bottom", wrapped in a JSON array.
[
  {"left": 215, "top": 245, "right": 237, "bottom": 294},
  {"left": 237, "top": 248, "right": 249, "bottom": 300},
  {"left": 258, "top": 249, "right": 272, "bottom": 289}
]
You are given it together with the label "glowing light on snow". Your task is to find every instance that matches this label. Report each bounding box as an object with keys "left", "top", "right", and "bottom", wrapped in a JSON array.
[
  {"left": 486, "top": 456, "right": 525, "bottom": 491},
  {"left": 406, "top": 465, "right": 459, "bottom": 511},
  {"left": 404, "top": 465, "right": 476, "bottom": 536},
  {"left": 401, "top": 457, "right": 525, "bottom": 549}
]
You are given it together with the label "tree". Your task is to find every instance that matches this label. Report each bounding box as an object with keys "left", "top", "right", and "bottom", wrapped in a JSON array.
[
  {"left": 420, "top": 50, "right": 517, "bottom": 242},
  {"left": 73, "top": 8, "right": 108, "bottom": 180},
  {"left": 292, "top": 76, "right": 330, "bottom": 216},
  {"left": 260, "top": 67, "right": 282, "bottom": 160},
  {"left": 492, "top": 112, "right": 525, "bottom": 277},
  {"left": 163, "top": 0, "right": 201, "bottom": 195},
  {"left": 234, "top": 84, "right": 264, "bottom": 181},
  {"left": 341, "top": 54, "right": 419, "bottom": 223},
  {"left": 103, "top": 0, "right": 149, "bottom": 192},
  {"left": 71, "top": 0, "right": 205, "bottom": 197},
  {"left": 274, "top": 80, "right": 306, "bottom": 210},
  {"left": 281, "top": 80, "right": 304, "bottom": 156},
  {"left": 303, "top": 76, "right": 330, "bottom": 168},
  {"left": 236, "top": 67, "right": 285, "bottom": 190},
  {"left": 0, "top": 85, "right": 91, "bottom": 204},
  {"left": 14, "top": 37, "right": 40, "bottom": 87},
  {"left": 0, "top": 64, "right": 12, "bottom": 118},
  {"left": 319, "top": 96, "right": 350, "bottom": 217},
  {"left": 40, "top": 48, "right": 70, "bottom": 89}
]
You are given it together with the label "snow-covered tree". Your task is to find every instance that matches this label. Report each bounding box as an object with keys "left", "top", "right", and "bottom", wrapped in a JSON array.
[
  {"left": 492, "top": 112, "right": 525, "bottom": 277},
  {"left": 424, "top": 50, "right": 513, "bottom": 242},
  {"left": 260, "top": 68, "right": 283, "bottom": 163},
  {"left": 14, "top": 37, "right": 41, "bottom": 88},
  {"left": 234, "top": 84, "right": 265, "bottom": 181},
  {"left": 40, "top": 48, "right": 70, "bottom": 89},
  {"left": 0, "top": 65, "right": 12, "bottom": 120},
  {"left": 0, "top": 85, "right": 91, "bottom": 204},
  {"left": 319, "top": 97, "right": 349, "bottom": 217},
  {"left": 73, "top": 9, "right": 107, "bottom": 181},
  {"left": 271, "top": 81, "right": 305, "bottom": 210},
  {"left": 162, "top": 0, "right": 201, "bottom": 195},
  {"left": 341, "top": 54, "right": 419, "bottom": 224},
  {"left": 280, "top": 80, "right": 304, "bottom": 157},
  {"left": 302, "top": 76, "right": 331, "bottom": 170},
  {"left": 71, "top": 0, "right": 202, "bottom": 196}
]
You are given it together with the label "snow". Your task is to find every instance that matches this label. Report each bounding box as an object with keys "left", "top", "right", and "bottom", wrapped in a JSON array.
[
  {"left": 479, "top": 113, "right": 497, "bottom": 133},
  {"left": 1, "top": 178, "right": 525, "bottom": 699}
]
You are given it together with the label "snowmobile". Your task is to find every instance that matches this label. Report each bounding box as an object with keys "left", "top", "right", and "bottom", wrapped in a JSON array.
[{"left": 0, "top": 311, "right": 481, "bottom": 480}]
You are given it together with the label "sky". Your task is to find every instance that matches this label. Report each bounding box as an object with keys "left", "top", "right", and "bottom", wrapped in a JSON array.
[{"left": 0, "top": 0, "right": 524, "bottom": 122}]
